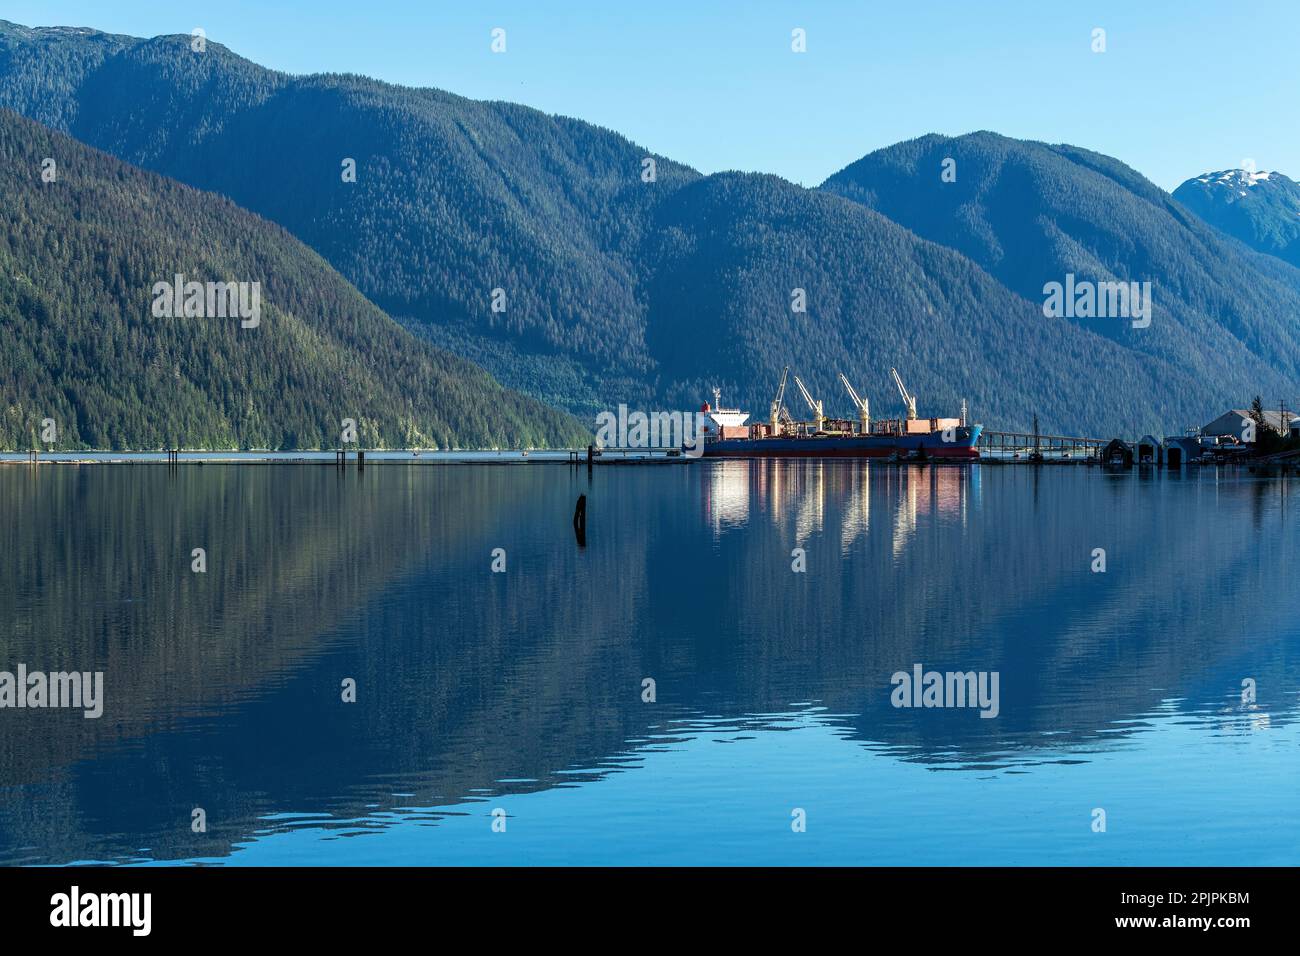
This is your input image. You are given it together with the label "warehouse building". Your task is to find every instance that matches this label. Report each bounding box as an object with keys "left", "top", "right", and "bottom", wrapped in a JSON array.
[{"left": 1201, "top": 409, "right": 1300, "bottom": 442}]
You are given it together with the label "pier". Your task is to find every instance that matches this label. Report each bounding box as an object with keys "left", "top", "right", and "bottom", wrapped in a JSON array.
[{"left": 977, "top": 430, "right": 1107, "bottom": 462}]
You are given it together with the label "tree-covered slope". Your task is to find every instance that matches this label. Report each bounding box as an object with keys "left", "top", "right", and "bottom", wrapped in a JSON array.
[
  {"left": 0, "top": 20, "right": 700, "bottom": 415},
  {"left": 4, "top": 22, "right": 1299, "bottom": 436},
  {"left": 639, "top": 173, "right": 1254, "bottom": 435},
  {"left": 820, "top": 132, "right": 1300, "bottom": 418},
  {"left": 1173, "top": 168, "right": 1300, "bottom": 270},
  {"left": 0, "top": 108, "right": 586, "bottom": 450}
]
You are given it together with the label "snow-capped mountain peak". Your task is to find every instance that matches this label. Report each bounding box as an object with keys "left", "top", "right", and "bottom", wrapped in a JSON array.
[
  {"left": 1191, "top": 168, "right": 1275, "bottom": 193},
  {"left": 1174, "top": 165, "right": 1300, "bottom": 267}
]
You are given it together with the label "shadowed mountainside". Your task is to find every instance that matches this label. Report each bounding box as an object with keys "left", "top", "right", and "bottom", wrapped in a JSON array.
[{"left": 821, "top": 132, "right": 1300, "bottom": 432}]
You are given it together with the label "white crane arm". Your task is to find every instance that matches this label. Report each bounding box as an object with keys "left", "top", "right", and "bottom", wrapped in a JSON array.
[
  {"left": 889, "top": 367, "right": 917, "bottom": 420},
  {"left": 793, "top": 375, "right": 819, "bottom": 415},
  {"left": 769, "top": 367, "right": 789, "bottom": 425},
  {"left": 838, "top": 373, "right": 862, "bottom": 409}
]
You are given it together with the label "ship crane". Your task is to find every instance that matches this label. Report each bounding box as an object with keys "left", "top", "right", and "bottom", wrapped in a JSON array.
[
  {"left": 838, "top": 373, "right": 871, "bottom": 434},
  {"left": 793, "top": 374, "right": 825, "bottom": 433},
  {"left": 890, "top": 367, "right": 917, "bottom": 421},
  {"left": 769, "top": 366, "right": 790, "bottom": 433}
]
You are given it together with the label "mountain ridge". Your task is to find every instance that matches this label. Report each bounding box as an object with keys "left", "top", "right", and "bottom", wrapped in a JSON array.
[
  {"left": 820, "top": 131, "right": 1300, "bottom": 412},
  {"left": 3, "top": 20, "right": 1298, "bottom": 437}
]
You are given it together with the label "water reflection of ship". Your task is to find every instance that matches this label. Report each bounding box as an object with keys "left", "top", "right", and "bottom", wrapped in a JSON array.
[
  {"left": 704, "top": 460, "right": 750, "bottom": 533},
  {"left": 704, "top": 461, "right": 973, "bottom": 559}
]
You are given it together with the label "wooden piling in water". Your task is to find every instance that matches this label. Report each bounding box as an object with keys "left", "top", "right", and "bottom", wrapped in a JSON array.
[{"left": 573, "top": 493, "right": 587, "bottom": 547}]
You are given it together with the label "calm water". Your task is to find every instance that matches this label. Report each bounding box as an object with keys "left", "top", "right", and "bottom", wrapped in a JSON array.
[{"left": 0, "top": 462, "right": 1296, "bottom": 866}]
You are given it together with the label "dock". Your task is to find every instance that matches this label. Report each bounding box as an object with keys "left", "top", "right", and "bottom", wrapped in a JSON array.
[{"left": 977, "top": 430, "right": 1107, "bottom": 462}]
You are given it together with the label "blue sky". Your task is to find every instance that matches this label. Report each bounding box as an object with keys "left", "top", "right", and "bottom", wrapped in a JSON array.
[{"left": 6, "top": 0, "right": 1297, "bottom": 190}]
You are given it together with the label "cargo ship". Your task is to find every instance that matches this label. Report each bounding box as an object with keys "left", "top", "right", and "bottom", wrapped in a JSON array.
[{"left": 697, "top": 368, "right": 981, "bottom": 460}]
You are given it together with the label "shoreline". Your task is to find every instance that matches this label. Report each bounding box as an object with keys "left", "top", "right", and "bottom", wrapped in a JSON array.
[{"left": 0, "top": 449, "right": 685, "bottom": 465}]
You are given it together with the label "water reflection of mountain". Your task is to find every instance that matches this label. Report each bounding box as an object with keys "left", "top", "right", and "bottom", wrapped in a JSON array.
[
  {"left": 0, "top": 465, "right": 658, "bottom": 862},
  {"left": 0, "top": 466, "right": 504, "bottom": 774},
  {"left": 695, "top": 463, "right": 1298, "bottom": 756},
  {"left": 0, "top": 463, "right": 1295, "bottom": 863}
]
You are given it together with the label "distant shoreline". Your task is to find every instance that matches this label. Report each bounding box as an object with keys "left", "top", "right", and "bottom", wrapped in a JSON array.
[{"left": 0, "top": 449, "right": 682, "bottom": 465}]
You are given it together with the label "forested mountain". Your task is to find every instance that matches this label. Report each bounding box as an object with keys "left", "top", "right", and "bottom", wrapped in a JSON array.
[
  {"left": 0, "top": 20, "right": 700, "bottom": 416},
  {"left": 0, "top": 109, "right": 585, "bottom": 450},
  {"left": 639, "top": 173, "right": 1229, "bottom": 435},
  {"left": 820, "top": 133, "right": 1300, "bottom": 420},
  {"left": 1173, "top": 168, "right": 1300, "bottom": 269},
  {"left": 3, "top": 21, "right": 1299, "bottom": 436}
]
